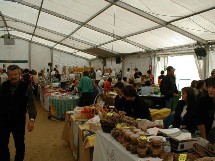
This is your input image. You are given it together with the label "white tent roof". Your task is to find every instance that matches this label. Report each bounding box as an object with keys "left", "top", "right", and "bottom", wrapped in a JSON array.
[{"left": 0, "top": 0, "right": 215, "bottom": 59}]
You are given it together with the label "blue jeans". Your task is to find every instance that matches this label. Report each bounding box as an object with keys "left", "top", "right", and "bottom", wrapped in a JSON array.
[
  {"left": 165, "top": 98, "right": 173, "bottom": 110},
  {"left": 163, "top": 113, "right": 175, "bottom": 129}
]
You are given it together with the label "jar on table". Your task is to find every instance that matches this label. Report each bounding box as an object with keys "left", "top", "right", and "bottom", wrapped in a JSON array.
[
  {"left": 119, "top": 127, "right": 130, "bottom": 144},
  {"left": 122, "top": 129, "right": 131, "bottom": 138},
  {"left": 123, "top": 131, "right": 133, "bottom": 150},
  {"left": 149, "top": 138, "right": 163, "bottom": 157},
  {"left": 137, "top": 136, "right": 148, "bottom": 158},
  {"left": 129, "top": 126, "right": 136, "bottom": 131},
  {"left": 132, "top": 128, "right": 141, "bottom": 134},
  {"left": 127, "top": 118, "right": 135, "bottom": 126},
  {"left": 115, "top": 128, "right": 121, "bottom": 142},
  {"left": 137, "top": 131, "right": 147, "bottom": 136},
  {"left": 129, "top": 134, "right": 139, "bottom": 154}
]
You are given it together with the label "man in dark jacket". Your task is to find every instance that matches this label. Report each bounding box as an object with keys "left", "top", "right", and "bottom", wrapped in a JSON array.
[
  {"left": 160, "top": 66, "right": 178, "bottom": 110},
  {"left": 197, "top": 78, "right": 215, "bottom": 139},
  {"left": 0, "top": 65, "right": 37, "bottom": 161}
]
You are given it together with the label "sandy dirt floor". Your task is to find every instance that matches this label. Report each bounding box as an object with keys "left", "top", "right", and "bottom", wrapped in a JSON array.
[{"left": 9, "top": 98, "right": 74, "bottom": 161}]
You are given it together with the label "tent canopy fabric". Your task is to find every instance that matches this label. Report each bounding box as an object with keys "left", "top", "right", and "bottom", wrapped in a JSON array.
[{"left": 0, "top": 0, "right": 215, "bottom": 60}]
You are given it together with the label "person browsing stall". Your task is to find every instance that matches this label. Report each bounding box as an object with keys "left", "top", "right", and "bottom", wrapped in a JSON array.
[
  {"left": 158, "top": 70, "right": 164, "bottom": 86},
  {"left": 78, "top": 71, "right": 93, "bottom": 107},
  {"left": 104, "top": 77, "right": 112, "bottom": 93},
  {"left": 140, "top": 81, "right": 153, "bottom": 95},
  {"left": 0, "top": 65, "right": 37, "bottom": 161},
  {"left": 160, "top": 66, "right": 178, "bottom": 110}
]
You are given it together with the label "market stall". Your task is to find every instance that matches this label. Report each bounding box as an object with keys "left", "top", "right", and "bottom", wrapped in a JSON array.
[
  {"left": 93, "top": 131, "right": 161, "bottom": 161},
  {"left": 62, "top": 113, "right": 100, "bottom": 161},
  {"left": 49, "top": 94, "right": 79, "bottom": 120}
]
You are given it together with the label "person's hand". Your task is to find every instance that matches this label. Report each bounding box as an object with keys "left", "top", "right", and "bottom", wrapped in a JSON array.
[{"left": 27, "top": 120, "right": 35, "bottom": 132}]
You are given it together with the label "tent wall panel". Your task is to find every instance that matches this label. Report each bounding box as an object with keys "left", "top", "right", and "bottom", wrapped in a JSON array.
[
  {"left": 124, "top": 55, "right": 151, "bottom": 76},
  {"left": 53, "top": 50, "right": 89, "bottom": 74},
  {"left": 31, "top": 43, "right": 51, "bottom": 71},
  {"left": 209, "top": 51, "right": 215, "bottom": 77},
  {"left": 106, "top": 58, "right": 122, "bottom": 74},
  {"left": 0, "top": 39, "right": 29, "bottom": 69},
  {"left": 90, "top": 59, "right": 103, "bottom": 71},
  {"left": 91, "top": 56, "right": 152, "bottom": 78}
]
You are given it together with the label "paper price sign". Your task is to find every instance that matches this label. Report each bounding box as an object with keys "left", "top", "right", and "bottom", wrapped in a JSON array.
[
  {"left": 107, "top": 112, "right": 113, "bottom": 116},
  {"left": 140, "top": 136, "right": 147, "bottom": 140},
  {"left": 116, "top": 124, "right": 121, "bottom": 129},
  {"left": 178, "top": 154, "right": 187, "bottom": 161}
]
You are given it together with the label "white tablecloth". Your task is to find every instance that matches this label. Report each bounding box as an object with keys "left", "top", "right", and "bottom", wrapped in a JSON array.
[
  {"left": 39, "top": 85, "right": 44, "bottom": 107},
  {"left": 44, "top": 94, "right": 50, "bottom": 111},
  {"left": 93, "top": 131, "right": 162, "bottom": 161}
]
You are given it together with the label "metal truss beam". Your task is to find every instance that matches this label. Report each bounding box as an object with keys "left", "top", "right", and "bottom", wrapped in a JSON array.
[{"left": 0, "top": 12, "right": 10, "bottom": 35}]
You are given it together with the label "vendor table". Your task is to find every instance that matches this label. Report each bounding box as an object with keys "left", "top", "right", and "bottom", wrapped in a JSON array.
[
  {"left": 39, "top": 85, "right": 45, "bottom": 107},
  {"left": 49, "top": 96, "right": 79, "bottom": 120},
  {"left": 93, "top": 131, "right": 162, "bottom": 161},
  {"left": 62, "top": 115, "right": 96, "bottom": 161},
  {"left": 140, "top": 94, "right": 166, "bottom": 109},
  {"left": 38, "top": 85, "right": 51, "bottom": 111},
  {"left": 43, "top": 93, "right": 50, "bottom": 111},
  {"left": 61, "top": 108, "right": 171, "bottom": 161}
]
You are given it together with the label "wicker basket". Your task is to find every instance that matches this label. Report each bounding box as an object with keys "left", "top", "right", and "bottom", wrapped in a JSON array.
[{"left": 100, "top": 121, "right": 115, "bottom": 133}]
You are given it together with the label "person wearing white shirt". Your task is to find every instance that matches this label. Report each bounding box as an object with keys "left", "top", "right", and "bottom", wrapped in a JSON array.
[
  {"left": 68, "top": 71, "right": 75, "bottom": 81},
  {"left": 110, "top": 69, "right": 116, "bottom": 79},
  {"left": 51, "top": 68, "right": 56, "bottom": 77},
  {"left": 140, "top": 81, "right": 153, "bottom": 95},
  {"left": 46, "top": 69, "right": 50, "bottom": 79},
  {"left": 125, "top": 68, "right": 134, "bottom": 81},
  {"left": 125, "top": 68, "right": 130, "bottom": 78},
  {"left": 96, "top": 68, "right": 102, "bottom": 81},
  {"left": 98, "top": 78, "right": 105, "bottom": 88}
]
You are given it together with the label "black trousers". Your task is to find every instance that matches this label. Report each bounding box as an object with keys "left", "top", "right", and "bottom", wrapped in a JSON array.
[
  {"left": 0, "top": 120, "right": 26, "bottom": 161},
  {"left": 78, "top": 92, "right": 92, "bottom": 107}
]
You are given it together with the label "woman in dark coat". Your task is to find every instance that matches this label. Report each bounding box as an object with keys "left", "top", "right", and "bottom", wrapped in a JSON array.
[
  {"left": 173, "top": 87, "right": 197, "bottom": 134},
  {"left": 113, "top": 82, "right": 125, "bottom": 111},
  {"left": 122, "top": 85, "right": 151, "bottom": 120}
]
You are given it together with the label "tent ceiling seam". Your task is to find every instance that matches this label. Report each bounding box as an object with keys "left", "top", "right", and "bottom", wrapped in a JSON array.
[
  {"left": 3, "top": 15, "right": 97, "bottom": 47},
  {"left": 4, "top": 15, "right": 118, "bottom": 57},
  {"left": 105, "top": 0, "right": 208, "bottom": 44},
  {"left": 7, "top": 26, "right": 97, "bottom": 57},
  {"left": 13, "top": 0, "right": 152, "bottom": 51},
  {"left": 10, "top": 34, "right": 91, "bottom": 60},
  {"left": 169, "top": 7, "right": 215, "bottom": 24},
  {"left": 7, "top": 0, "right": 212, "bottom": 56},
  {"left": 51, "top": 3, "right": 115, "bottom": 49}
]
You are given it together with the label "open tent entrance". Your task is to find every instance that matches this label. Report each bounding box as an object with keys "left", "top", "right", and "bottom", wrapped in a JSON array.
[{"left": 168, "top": 55, "right": 200, "bottom": 90}]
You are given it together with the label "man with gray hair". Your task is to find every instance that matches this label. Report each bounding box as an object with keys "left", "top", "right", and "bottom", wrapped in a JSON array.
[{"left": 0, "top": 65, "right": 37, "bottom": 161}]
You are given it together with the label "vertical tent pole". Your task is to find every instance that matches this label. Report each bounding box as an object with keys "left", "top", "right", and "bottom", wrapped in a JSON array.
[{"left": 28, "top": 42, "right": 32, "bottom": 70}]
